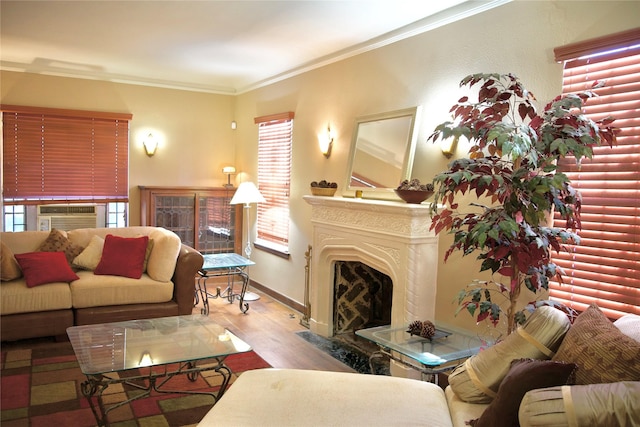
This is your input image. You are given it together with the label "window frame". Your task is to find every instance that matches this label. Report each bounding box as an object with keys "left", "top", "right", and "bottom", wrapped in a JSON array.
[
  {"left": 254, "top": 112, "right": 294, "bottom": 257},
  {"left": 2, "top": 104, "right": 132, "bottom": 206},
  {"left": 549, "top": 29, "right": 640, "bottom": 319}
]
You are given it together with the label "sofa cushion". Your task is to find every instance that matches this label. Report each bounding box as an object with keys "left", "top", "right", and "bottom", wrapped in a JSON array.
[
  {"left": 146, "top": 228, "right": 181, "bottom": 282},
  {"left": 552, "top": 303, "right": 640, "bottom": 385},
  {"left": 70, "top": 270, "right": 174, "bottom": 308},
  {"left": 471, "top": 358, "right": 576, "bottom": 427},
  {"left": 94, "top": 234, "right": 149, "bottom": 279},
  {"left": 15, "top": 252, "right": 80, "bottom": 287},
  {"left": 72, "top": 234, "right": 105, "bottom": 270},
  {"left": 66, "top": 227, "right": 181, "bottom": 282},
  {"left": 1, "top": 241, "right": 22, "bottom": 281},
  {"left": 449, "top": 306, "right": 571, "bottom": 403},
  {"left": 445, "top": 386, "right": 490, "bottom": 427},
  {"left": 198, "top": 368, "right": 454, "bottom": 427},
  {"left": 38, "top": 228, "right": 84, "bottom": 265},
  {"left": 0, "top": 279, "right": 72, "bottom": 315},
  {"left": 518, "top": 382, "right": 640, "bottom": 427},
  {"left": 0, "top": 231, "right": 50, "bottom": 255}
]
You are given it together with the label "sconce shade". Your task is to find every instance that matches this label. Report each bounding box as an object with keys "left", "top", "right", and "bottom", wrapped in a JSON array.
[
  {"left": 318, "top": 124, "right": 334, "bottom": 158},
  {"left": 230, "top": 182, "right": 266, "bottom": 206},
  {"left": 441, "top": 135, "right": 459, "bottom": 158},
  {"left": 143, "top": 133, "right": 158, "bottom": 157}
]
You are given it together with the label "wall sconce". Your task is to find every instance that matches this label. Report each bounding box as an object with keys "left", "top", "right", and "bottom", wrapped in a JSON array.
[
  {"left": 143, "top": 133, "right": 158, "bottom": 157},
  {"left": 222, "top": 166, "right": 236, "bottom": 188},
  {"left": 318, "top": 124, "right": 333, "bottom": 158},
  {"left": 441, "top": 135, "right": 459, "bottom": 158},
  {"left": 231, "top": 121, "right": 237, "bottom": 130}
]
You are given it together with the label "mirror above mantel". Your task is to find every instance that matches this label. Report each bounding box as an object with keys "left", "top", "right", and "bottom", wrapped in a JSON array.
[{"left": 345, "top": 107, "right": 420, "bottom": 200}]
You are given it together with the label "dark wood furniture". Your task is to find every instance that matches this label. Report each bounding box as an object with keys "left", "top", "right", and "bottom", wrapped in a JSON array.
[{"left": 139, "top": 186, "right": 242, "bottom": 255}]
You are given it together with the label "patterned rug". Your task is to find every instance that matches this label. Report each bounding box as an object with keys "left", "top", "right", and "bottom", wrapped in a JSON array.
[{"left": 0, "top": 340, "right": 271, "bottom": 427}]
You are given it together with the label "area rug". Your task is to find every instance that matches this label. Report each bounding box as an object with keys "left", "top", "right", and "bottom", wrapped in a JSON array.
[
  {"left": 296, "top": 330, "right": 389, "bottom": 375},
  {"left": 0, "top": 340, "right": 271, "bottom": 427}
]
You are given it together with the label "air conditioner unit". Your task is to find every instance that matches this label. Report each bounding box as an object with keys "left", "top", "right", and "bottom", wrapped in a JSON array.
[{"left": 37, "top": 205, "right": 99, "bottom": 231}]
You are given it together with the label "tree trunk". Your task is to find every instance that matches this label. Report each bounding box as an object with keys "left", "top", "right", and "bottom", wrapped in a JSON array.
[{"left": 506, "top": 262, "right": 521, "bottom": 335}]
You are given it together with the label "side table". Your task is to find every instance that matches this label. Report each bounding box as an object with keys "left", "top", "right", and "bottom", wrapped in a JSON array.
[
  {"left": 196, "top": 253, "right": 255, "bottom": 314},
  {"left": 356, "top": 323, "right": 483, "bottom": 383}
]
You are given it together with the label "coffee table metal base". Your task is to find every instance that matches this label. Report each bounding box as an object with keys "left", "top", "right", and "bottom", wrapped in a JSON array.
[{"left": 81, "top": 357, "right": 232, "bottom": 427}]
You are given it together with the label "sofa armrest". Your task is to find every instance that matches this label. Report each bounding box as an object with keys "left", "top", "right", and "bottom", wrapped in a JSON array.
[{"left": 172, "top": 244, "right": 204, "bottom": 314}]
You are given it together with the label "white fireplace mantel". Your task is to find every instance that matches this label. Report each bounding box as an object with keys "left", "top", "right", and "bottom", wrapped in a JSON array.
[{"left": 303, "top": 195, "right": 439, "bottom": 337}]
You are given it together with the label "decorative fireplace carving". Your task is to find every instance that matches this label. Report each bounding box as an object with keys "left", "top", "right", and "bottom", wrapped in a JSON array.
[{"left": 303, "top": 196, "right": 438, "bottom": 339}]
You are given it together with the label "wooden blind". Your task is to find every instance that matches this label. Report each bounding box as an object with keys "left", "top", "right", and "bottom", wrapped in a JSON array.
[
  {"left": 255, "top": 112, "right": 294, "bottom": 251},
  {"left": 549, "top": 34, "right": 640, "bottom": 319},
  {"left": 2, "top": 105, "right": 132, "bottom": 204}
]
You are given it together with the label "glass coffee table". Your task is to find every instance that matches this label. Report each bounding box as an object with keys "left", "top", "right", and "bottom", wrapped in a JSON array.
[
  {"left": 356, "top": 323, "right": 483, "bottom": 383},
  {"left": 67, "top": 315, "right": 251, "bottom": 427}
]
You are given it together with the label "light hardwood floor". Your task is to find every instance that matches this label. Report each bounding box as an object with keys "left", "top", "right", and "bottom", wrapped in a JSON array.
[
  {"left": 1, "top": 291, "right": 355, "bottom": 373},
  {"left": 193, "top": 290, "right": 355, "bottom": 373}
]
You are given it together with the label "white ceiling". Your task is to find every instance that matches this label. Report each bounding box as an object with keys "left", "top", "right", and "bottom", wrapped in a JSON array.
[{"left": 0, "top": 0, "right": 508, "bottom": 94}]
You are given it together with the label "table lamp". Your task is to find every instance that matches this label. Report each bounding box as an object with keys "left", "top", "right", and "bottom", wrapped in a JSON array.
[{"left": 230, "top": 181, "right": 266, "bottom": 300}]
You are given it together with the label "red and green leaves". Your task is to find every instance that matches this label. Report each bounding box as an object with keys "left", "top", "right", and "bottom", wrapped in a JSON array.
[{"left": 428, "top": 73, "right": 618, "bottom": 333}]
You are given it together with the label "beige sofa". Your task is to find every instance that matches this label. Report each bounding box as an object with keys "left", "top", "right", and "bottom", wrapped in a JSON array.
[
  {"left": 1, "top": 226, "right": 203, "bottom": 342},
  {"left": 198, "top": 305, "right": 640, "bottom": 427}
]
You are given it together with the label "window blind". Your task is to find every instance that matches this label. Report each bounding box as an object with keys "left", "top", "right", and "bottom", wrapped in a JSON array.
[
  {"left": 255, "top": 112, "right": 294, "bottom": 252},
  {"left": 2, "top": 105, "right": 131, "bottom": 204},
  {"left": 550, "top": 33, "right": 640, "bottom": 319}
]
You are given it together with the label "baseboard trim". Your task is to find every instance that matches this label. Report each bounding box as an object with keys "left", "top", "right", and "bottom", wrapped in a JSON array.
[{"left": 249, "top": 279, "right": 305, "bottom": 314}]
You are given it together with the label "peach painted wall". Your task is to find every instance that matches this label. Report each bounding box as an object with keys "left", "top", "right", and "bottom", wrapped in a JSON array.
[{"left": 2, "top": 0, "right": 637, "bottom": 335}]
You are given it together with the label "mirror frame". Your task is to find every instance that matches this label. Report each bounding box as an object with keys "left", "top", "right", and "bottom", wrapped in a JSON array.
[{"left": 345, "top": 106, "right": 421, "bottom": 199}]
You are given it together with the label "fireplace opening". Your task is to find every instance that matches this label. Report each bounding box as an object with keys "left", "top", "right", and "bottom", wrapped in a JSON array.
[{"left": 333, "top": 261, "right": 392, "bottom": 335}]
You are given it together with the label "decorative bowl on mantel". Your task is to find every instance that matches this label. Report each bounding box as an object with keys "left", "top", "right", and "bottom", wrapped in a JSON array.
[
  {"left": 310, "top": 180, "right": 338, "bottom": 197},
  {"left": 310, "top": 186, "right": 337, "bottom": 197},
  {"left": 394, "top": 189, "right": 433, "bottom": 204}
]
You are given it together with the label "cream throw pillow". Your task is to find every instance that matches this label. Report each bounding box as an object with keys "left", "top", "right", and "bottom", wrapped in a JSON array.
[
  {"left": 519, "top": 382, "right": 640, "bottom": 427},
  {"left": 72, "top": 235, "right": 104, "bottom": 270},
  {"left": 448, "top": 306, "right": 571, "bottom": 403}
]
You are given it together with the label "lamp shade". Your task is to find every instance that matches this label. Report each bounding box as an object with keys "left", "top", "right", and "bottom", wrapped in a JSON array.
[{"left": 230, "top": 182, "right": 266, "bottom": 205}]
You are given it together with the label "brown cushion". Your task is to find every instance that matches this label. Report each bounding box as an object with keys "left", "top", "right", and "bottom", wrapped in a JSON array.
[
  {"left": 472, "top": 358, "right": 577, "bottom": 427},
  {"left": 38, "top": 228, "right": 84, "bottom": 265},
  {"left": 552, "top": 303, "right": 640, "bottom": 385},
  {"left": 1, "top": 241, "right": 22, "bottom": 281}
]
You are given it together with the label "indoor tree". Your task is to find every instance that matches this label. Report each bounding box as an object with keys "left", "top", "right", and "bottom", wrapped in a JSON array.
[{"left": 428, "top": 73, "right": 618, "bottom": 334}]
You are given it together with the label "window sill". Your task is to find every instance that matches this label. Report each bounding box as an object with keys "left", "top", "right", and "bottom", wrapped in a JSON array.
[{"left": 254, "top": 240, "right": 290, "bottom": 260}]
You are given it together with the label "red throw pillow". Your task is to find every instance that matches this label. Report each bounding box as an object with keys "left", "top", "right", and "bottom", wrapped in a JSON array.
[
  {"left": 15, "top": 251, "right": 80, "bottom": 287},
  {"left": 94, "top": 234, "right": 149, "bottom": 279}
]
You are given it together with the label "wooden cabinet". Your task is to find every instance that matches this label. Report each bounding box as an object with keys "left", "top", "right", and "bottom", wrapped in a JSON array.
[{"left": 139, "top": 186, "right": 242, "bottom": 255}]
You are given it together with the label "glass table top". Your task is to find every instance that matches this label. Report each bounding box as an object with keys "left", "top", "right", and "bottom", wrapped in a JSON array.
[
  {"left": 67, "top": 315, "right": 251, "bottom": 375},
  {"left": 356, "top": 324, "right": 483, "bottom": 367},
  {"left": 201, "top": 253, "right": 255, "bottom": 271}
]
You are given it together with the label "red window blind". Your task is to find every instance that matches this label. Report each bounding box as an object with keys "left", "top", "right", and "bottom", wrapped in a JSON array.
[
  {"left": 255, "top": 112, "right": 294, "bottom": 252},
  {"left": 2, "top": 105, "right": 131, "bottom": 204},
  {"left": 550, "top": 31, "right": 640, "bottom": 319}
]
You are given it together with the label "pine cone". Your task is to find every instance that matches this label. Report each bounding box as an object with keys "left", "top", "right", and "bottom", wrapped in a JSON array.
[
  {"left": 420, "top": 320, "right": 436, "bottom": 339},
  {"left": 407, "top": 320, "right": 436, "bottom": 339},
  {"left": 407, "top": 320, "right": 423, "bottom": 336}
]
